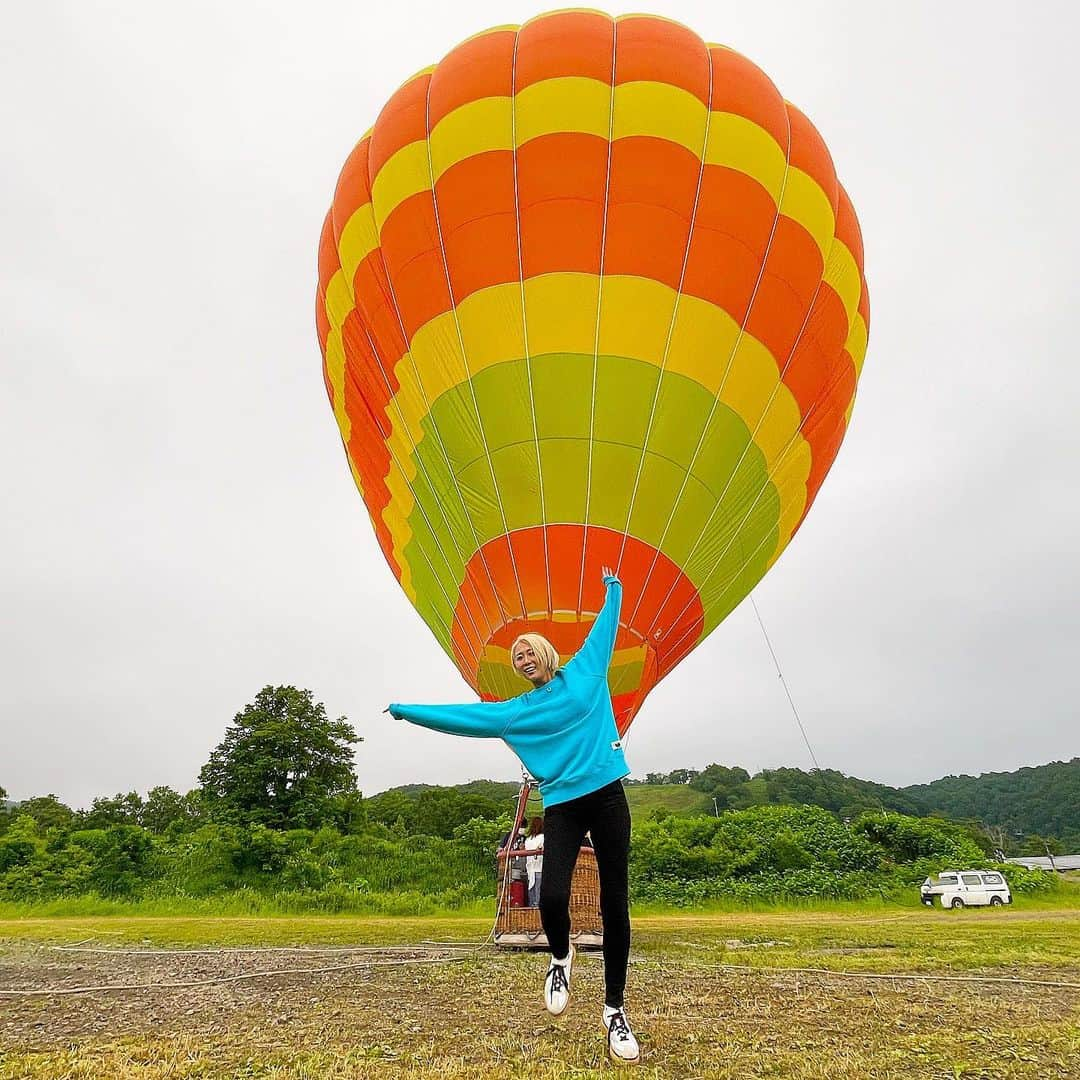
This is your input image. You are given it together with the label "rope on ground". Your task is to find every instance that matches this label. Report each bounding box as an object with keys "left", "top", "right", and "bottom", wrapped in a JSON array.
[
  {"left": 47, "top": 944, "right": 473, "bottom": 957},
  {"left": 687, "top": 962, "right": 1080, "bottom": 991},
  {"left": 0, "top": 952, "right": 472, "bottom": 998}
]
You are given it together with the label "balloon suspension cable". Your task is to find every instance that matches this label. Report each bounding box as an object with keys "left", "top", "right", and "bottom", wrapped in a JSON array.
[{"left": 749, "top": 594, "right": 821, "bottom": 772}]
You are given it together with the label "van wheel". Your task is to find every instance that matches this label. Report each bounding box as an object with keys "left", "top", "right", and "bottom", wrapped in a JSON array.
[
  {"left": 990, "top": 896, "right": 1003, "bottom": 906},
  {"left": 950, "top": 897, "right": 964, "bottom": 909}
]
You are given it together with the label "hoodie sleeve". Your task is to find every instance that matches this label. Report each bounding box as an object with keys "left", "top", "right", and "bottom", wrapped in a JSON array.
[
  {"left": 568, "top": 574, "right": 623, "bottom": 679},
  {"left": 388, "top": 696, "right": 523, "bottom": 739}
]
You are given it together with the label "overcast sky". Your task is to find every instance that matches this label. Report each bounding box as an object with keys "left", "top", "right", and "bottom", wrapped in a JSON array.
[{"left": 2, "top": 1, "right": 1077, "bottom": 808}]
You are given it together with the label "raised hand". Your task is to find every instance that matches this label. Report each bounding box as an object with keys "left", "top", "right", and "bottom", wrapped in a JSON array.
[{"left": 601, "top": 564, "right": 616, "bottom": 581}]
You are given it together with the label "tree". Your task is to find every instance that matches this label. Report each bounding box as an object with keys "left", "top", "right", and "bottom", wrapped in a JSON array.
[
  {"left": 77, "top": 791, "right": 144, "bottom": 830},
  {"left": 198, "top": 686, "right": 361, "bottom": 829},
  {"left": 15, "top": 795, "right": 74, "bottom": 831},
  {"left": 141, "top": 786, "right": 203, "bottom": 834}
]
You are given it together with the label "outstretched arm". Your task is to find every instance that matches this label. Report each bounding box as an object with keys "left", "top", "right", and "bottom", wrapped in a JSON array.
[
  {"left": 387, "top": 696, "right": 522, "bottom": 739},
  {"left": 569, "top": 566, "right": 623, "bottom": 678}
]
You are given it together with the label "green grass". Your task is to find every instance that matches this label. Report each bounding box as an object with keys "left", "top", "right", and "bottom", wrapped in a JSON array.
[
  {"left": 623, "top": 784, "right": 712, "bottom": 817},
  {"left": 2, "top": 908, "right": 1078, "bottom": 1078}
]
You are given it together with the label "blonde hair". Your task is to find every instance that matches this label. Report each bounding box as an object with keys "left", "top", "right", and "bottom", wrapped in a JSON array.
[{"left": 511, "top": 633, "right": 560, "bottom": 680}]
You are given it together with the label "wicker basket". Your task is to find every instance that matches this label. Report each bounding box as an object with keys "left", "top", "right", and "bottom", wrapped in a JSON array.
[{"left": 494, "top": 845, "right": 603, "bottom": 949}]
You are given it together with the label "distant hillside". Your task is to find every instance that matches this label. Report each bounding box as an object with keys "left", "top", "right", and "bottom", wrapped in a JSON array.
[
  {"left": 903, "top": 758, "right": 1080, "bottom": 848},
  {"left": 375, "top": 757, "right": 1080, "bottom": 850}
]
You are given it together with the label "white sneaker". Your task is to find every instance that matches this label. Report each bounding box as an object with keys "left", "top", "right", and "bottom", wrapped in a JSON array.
[
  {"left": 544, "top": 944, "right": 574, "bottom": 1015},
  {"left": 603, "top": 1007, "right": 640, "bottom": 1066}
]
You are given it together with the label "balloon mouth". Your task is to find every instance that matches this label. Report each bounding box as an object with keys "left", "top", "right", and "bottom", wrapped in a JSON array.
[{"left": 453, "top": 524, "right": 703, "bottom": 733}]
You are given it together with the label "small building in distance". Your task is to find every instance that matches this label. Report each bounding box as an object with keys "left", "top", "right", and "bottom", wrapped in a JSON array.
[{"left": 1006, "top": 855, "right": 1080, "bottom": 873}]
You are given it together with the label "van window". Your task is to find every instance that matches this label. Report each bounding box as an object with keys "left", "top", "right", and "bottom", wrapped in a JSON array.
[
  {"left": 981, "top": 873, "right": 1004, "bottom": 885},
  {"left": 961, "top": 874, "right": 981, "bottom": 886},
  {"left": 938, "top": 874, "right": 957, "bottom": 884}
]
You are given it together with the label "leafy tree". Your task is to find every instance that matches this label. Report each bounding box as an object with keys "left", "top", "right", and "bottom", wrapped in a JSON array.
[
  {"left": 198, "top": 686, "right": 360, "bottom": 829},
  {"left": 142, "top": 786, "right": 203, "bottom": 834},
  {"left": 77, "top": 791, "right": 144, "bottom": 830},
  {"left": 15, "top": 795, "right": 74, "bottom": 831}
]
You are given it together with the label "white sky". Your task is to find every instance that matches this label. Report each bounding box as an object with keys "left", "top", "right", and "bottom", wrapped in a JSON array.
[{"left": 2, "top": 1, "right": 1078, "bottom": 806}]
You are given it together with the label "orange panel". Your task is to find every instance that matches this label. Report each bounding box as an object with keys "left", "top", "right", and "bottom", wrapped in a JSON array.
[
  {"left": 428, "top": 28, "right": 516, "bottom": 128},
  {"left": 517, "top": 134, "right": 607, "bottom": 277},
  {"left": 515, "top": 11, "right": 614, "bottom": 89},
  {"left": 369, "top": 72, "right": 430, "bottom": 181},
  {"left": 708, "top": 47, "right": 787, "bottom": 149},
  {"left": 351, "top": 252, "right": 409, "bottom": 371},
  {"left": 378, "top": 192, "right": 453, "bottom": 339},
  {"left": 603, "top": 137, "right": 701, "bottom": 289},
  {"left": 615, "top": 15, "right": 710, "bottom": 106},
  {"left": 745, "top": 215, "right": 825, "bottom": 368},
  {"left": 434, "top": 151, "right": 519, "bottom": 302},
  {"left": 331, "top": 136, "right": 374, "bottom": 241},
  {"left": 782, "top": 282, "right": 848, "bottom": 415},
  {"left": 787, "top": 104, "right": 837, "bottom": 201},
  {"left": 682, "top": 165, "right": 776, "bottom": 323}
]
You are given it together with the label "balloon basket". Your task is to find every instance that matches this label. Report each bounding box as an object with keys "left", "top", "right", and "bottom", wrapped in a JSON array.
[{"left": 494, "top": 780, "right": 603, "bottom": 950}]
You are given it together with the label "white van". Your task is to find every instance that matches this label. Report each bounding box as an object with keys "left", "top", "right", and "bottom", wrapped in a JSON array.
[{"left": 920, "top": 870, "right": 1012, "bottom": 908}]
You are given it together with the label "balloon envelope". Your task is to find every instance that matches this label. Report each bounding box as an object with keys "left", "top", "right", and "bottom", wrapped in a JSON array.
[{"left": 316, "top": 11, "right": 869, "bottom": 732}]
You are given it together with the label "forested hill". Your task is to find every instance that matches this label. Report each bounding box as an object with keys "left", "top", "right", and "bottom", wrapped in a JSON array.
[
  {"left": 379, "top": 758, "right": 1080, "bottom": 850},
  {"left": 903, "top": 758, "right": 1080, "bottom": 847}
]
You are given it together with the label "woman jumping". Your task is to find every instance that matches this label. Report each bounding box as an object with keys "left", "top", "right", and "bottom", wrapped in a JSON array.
[{"left": 387, "top": 567, "right": 639, "bottom": 1066}]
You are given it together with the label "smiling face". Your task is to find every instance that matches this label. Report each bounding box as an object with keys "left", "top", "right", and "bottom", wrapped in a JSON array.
[{"left": 511, "top": 634, "right": 557, "bottom": 687}]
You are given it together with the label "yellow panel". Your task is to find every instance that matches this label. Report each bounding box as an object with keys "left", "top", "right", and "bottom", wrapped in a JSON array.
[
  {"left": 719, "top": 336, "right": 803, "bottom": 467},
  {"left": 612, "top": 81, "right": 708, "bottom": 156},
  {"left": 371, "top": 141, "right": 432, "bottom": 230},
  {"left": 772, "top": 438, "right": 812, "bottom": 547},
  {"left": 483, "top": 642, "right": 644, "bottom": 667},
  {"left": 336, "top": 201, "right": 379, "bottom": 286},
  {"left": 524, "top": 272, "right": 600, "bottom": 355},
  {"left": 430, "top": 96, "right": 514, "bottom": 181},
  {"left": 597, "top": 276, "right": 675, "bottom": 363},
  {"left": 781, "top": 167, "right": 835, "bottom": 258},
  {"left": 665, "top": 295, "right": 741, "bottom": 393},
  {"left": 515, "top": 77, "right": 611, "bottom": 145},
  {"left": 383, "top": 457, "right": 416, "bottom": 600},
  {"left": 457, "top": 281, "right": 526, "bottom": 370},
  {"left": 324, "top": 327, "right": 350, "bottom": 443},
  {"left": 823, "top": 238, "right": 862, "bottom": 326},
  {"left": 322, "top": 270, "right": 352, "bottom": 436},
  {"left": 846, "top": 311, "right": 868, "bottom": 378},
  {"left": 704, "top": 112, "right": 786, "bottom": 200},
  {"left": 844, "top": 389, "right": 859, "bottom": 427}
]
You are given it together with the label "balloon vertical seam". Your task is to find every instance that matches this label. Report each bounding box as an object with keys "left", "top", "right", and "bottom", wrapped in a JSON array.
[
  {"left": 576, "top": 13, "right": 619, "bottom": 619},
  {"left": 509, "top": 25, "right": 554, "bottom": 623},
  {"left": 423, "top": 59, "right": 531, "bottom": 632}
]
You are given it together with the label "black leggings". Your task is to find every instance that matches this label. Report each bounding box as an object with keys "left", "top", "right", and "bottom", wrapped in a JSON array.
[{"left": 539, "top": 779, "right": 631, "bottom": 1008}]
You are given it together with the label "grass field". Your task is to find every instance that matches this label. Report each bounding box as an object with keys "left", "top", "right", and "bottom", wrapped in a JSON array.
[{"left": 2, "top": 907, "right": 1078, "bottom": 1078}]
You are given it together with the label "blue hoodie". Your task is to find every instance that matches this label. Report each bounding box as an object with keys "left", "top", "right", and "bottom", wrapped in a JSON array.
[{"left": 389, "top": 575, "right": 629, "bottom": 808}]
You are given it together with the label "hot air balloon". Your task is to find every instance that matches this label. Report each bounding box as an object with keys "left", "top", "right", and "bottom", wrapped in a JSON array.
[{"left": 316, "top": 10, "right": 869, "bottom": 735}]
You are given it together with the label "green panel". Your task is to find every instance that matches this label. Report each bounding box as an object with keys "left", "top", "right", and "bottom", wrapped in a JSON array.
[
  {"left": 625, "top": 451, "right": 684, "bottom": 545},
  {"left": 643, "top": 370, "right": 714, "bottom": 466},
  {"left": 409, "top": 422, "right": 476, "bottom": 561},
  {"left": 700, "top": 522, "right": 779, "bottom": 636},
  {"left": 531, "top": 353, "right": 591, "bottom": 439},
  {"left": 594, "top": 355, "right": 658, "bottom": 450},
  {"left": 538, "top": 439, "right": 589, "bottom": 523},
  {"left": 587, "top": 441, "right": 640, "bottom": 531},
  {"left": 421, "top": 382, "right": 484, "bottom": 476},
  {"left": 490, "top": 443, "right": 543, "bottom": 531},
  {"left": 472, "top": 363, "right": 535, "bottom": 456},
  {"left": 401, "top": 532, "right": 455, "bottom": 659},
  {"left": 455, "top": 456, "right": 503, "bottom": 541},
  {"left": 661, "top": 473, "right": 718, "bottom": 568}
]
